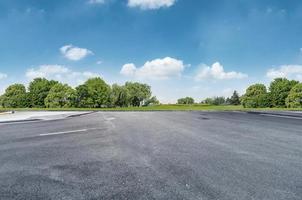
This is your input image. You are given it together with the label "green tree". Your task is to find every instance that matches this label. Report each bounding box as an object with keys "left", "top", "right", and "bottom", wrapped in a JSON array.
[
  {"left": 285, "top": 83, "right": 302, "bottom": 108},
  {"left": 144, "top": 96, "right": 160, "bottom": 106},
  {"left": 269, "top": 78, "right": 298, "bottom": 107},
  {"left": 177, "top": 97, "right": 195, "bottom": 104},
  {"left": 76, "top": 77, "right": 111, "bottom": 108},
  {"left": 230, "top": 90, "right": 240, "bottom": 105},
  {"left": 241, "top": 84, "right": 270, "bottom": 108},
  {"left": 44, "top": 83, "right": 77, "bottom": 108},
  {"left": 125, "top": 82, "right": 151, "bottom": 107},
  {"left": 212, "top": 96, "right": 225, "bottom": 105},
  {"left": 202, "top": 97, "right": 225, "bottom": 105},
  {"left": 202, "top": 98, "right": 214, "bottom": 105},
  {"left": 1, "top": 84, "right": 28, "bottom": 108},
  {"left": 111, "top": 84, "right": 129, "bottom": 107},
  {"left": 28, "top": 78, "right": 58, "bottom": 108}
]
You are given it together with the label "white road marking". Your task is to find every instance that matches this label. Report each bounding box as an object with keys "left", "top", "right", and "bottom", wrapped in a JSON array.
[
  {"left": 39, "top": 129, "right": 88, "bottom": 136},
  {"left": 259, "top": 114, "right": 302, "bottom": 120},
  {"left": 105, "top": 117, "right": 116, "bottom": 121}
]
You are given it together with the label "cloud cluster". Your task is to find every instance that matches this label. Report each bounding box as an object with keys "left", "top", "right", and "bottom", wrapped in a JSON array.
[
  {"left": 195, "top": 62, "right": 248, "bottom": 80},
  {"left": 266, "top": 65, "right": 302, "bottom": 81},
  {"left": 26, "top": 65, "right": 99, "bottom": 86},
  {"left": 121, "top": 57, "right": 185, "bottom": 80},
  {"left": 127, "top": 0, "right": 176, "bottom": 10},
  {"left": 0, "top": 73, "right": 7, "bottom": 80},
  {"left": 60, "top": 45, "right": 93, "bottom": 61}
]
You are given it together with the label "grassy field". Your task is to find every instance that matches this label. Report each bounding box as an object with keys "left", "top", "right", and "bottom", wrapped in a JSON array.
[{"left": 1, "top": 104, "right": 302, "bottom": 112}]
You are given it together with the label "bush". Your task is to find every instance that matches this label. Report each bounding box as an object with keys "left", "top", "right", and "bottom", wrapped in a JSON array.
[
  {"left": 241, "top": 84, "right": 270, "bottom": 108},
  {"left": 269, "top": 78, "right": 298, "bottom": 107},
  {"left": 285, "top": 83, "right": 302, "bottom": 108},
  {"left": 177, "top": 97, "right": 194, "bottom": 104}
]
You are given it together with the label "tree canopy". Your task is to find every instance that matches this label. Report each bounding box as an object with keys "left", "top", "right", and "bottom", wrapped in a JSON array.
[
  {"left": 45, "top": 83, "right": 77, "bottom": 108},
  {"left": 28, "top": 78, "right": 58, "bottom": 108},
  {"left": 285, "top": 83, "right": 302, "bottom": 108},
  {"left": 241, "top": 84, "right": 270, "bottom": 108},
  {"left": 125, "top": 82, "right": 151, "bottom": 107},
  {"left": 177, "top": 97, "right": 194, "bottom": 104},
  {"left": 0, "top": 77, "right": 157, "bottom": 109},
  {"left": 0, "top": 84, "right": 27, "bottom": 108},
  {"left": 269, "top": 78, "right": 298, "bottom": 107}
]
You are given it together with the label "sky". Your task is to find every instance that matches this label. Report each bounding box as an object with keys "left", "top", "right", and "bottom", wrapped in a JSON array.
[{"left": 1, "top": 0, "right": 302, "bottom": 103}]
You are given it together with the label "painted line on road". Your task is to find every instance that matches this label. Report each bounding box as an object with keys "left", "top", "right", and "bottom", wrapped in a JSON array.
[
  {"left": 259, "top": 114, "right": 302, "bottom": 120},
  {"left": 105, "top": 117, "right": 116, "bottom": 121},
  {"left": 39, "top": 129, "right": 88, "bottom": 136}
]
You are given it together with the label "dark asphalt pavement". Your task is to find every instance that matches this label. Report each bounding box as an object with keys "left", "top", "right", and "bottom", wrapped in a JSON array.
[{"left": 0, "top": 111, "right": 302, "bottom": 200}]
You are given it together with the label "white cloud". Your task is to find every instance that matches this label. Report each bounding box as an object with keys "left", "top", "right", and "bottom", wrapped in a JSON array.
[
  {"left": 121, "top": 63, "right": 137, "bottom": 76},
  {"left": 26, "top": 65, "right": 100, "bottom": 86},
  {"left": 96, "top": 60, "right": 103, "bottom": 65},
  {"left": 120, "top": 57, "right": 185, "bottom": 80},
  {"left": 0, "top": 73, "right": 7, "bottom": 80},
  {"left": 127, "top": 0, "right": 176, "bottom": 10},
  {"left": 195, "top": 62, "right": 248, "bottom": 81},
  {"left": 267, "top": 65, "right": 302, "bottom": 81},
  {"left": 60, "top": 45, "right": 93, "bottom": 61},
  {"left": 88, "top": 0, "right": 105, "bottom": 4}
]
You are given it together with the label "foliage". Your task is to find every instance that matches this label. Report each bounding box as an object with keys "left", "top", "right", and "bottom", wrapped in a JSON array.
[
  {"left": 229, "top": 90, "right": 241, "bottom": 105},
  {"left": 241, "top": 84, "right": 270, "bottom": 108},
  {"left": 28, "top": 78, "right": 58, "bottom": 108},
  {"left": 111, "top": 84, "right": 129, "bottom": 107},
  {"left": 76, "top": 77, "right": 111, "bottom": 108},
  {"left": 285, "top": 83, "right": 302, "bottom": 108},
  {"left": 125, "top": 82, "right": 151, "bottom": 107},
  {"left": 269, "top": 78, "right": 298, "bottom": 107},
  {"left": 202, "top": 96, "right": 225, "bottom": 105},
  {"left": 0, "top": 84, "right": 28, "bottom": 108},
  {"left": 45, "top": 83, "right": 77, "bottom": 108},
  {"left": 144, "top": 96, "right": 160, "bottom": 106},
  {"left": 177, "top": 97, "right": 195, "bottom": 104}
]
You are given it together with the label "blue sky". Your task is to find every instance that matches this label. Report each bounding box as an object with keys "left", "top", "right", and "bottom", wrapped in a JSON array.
[{"left": 1, "top": 0, "right": 302, "bottom": 103}]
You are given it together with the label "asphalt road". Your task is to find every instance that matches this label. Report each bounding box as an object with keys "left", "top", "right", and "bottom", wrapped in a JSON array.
[{"left": 0, "top": 111, "right": 301, "bottom": 200}]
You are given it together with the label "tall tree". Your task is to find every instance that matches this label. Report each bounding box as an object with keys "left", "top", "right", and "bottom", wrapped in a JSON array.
[
  {"left": 76, "top": 77, "right": 111, "bottom": 108},
  {"left": 269, "top": 78, "right": 298, "bottom": 107},
  {"left": 28, "top": 78, "right": 58, "bottom": 107},
  {"left": 45, "top": 83, "right": 76, "bottom": 108},
  {"left": 111, "top": 84, "right": 129, "bottom": 107},
  {"left": 1, "top": 84, "right": 28, "bottom": 108},
  {"left": 241, "top": 84, "right": 270, "bottom": 108},
  {"left": 230, "top": 90, "right": 240, "bottom": 105},
  {"left": 125, "top": 82, "right": 151, "bottom": 107},
  {"left": 285, "top": 83, "right": 302, "bottom": 108}
]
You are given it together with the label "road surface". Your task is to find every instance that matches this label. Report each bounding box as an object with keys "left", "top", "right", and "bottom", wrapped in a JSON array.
[{"left": 0, "top": 111, "right": 301, "bottom": 200}]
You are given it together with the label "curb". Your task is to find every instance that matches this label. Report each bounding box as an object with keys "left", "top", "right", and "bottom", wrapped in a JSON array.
[
  {"left": 67, "top": 111, "right": 97, "bottom": 118},
  {"left": 0, "top": 119, "right": 41, "bottom": 124},
  {"left": 247, "top": 111, "right": 302, "bottom": 119},
  {"left": 0, "top": 111, "right": 14, "bottom": 115}
]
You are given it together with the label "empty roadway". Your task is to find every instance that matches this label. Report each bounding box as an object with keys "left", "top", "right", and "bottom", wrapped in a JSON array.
[{"left": 0, "top": 111, "right": 301, "bottom": 200}]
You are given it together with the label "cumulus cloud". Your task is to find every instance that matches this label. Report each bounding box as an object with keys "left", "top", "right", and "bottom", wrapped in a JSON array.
[
  {"left": 26, "top": 65, "right": 100, "bottom": 86},
  {"left": 0, "top": 73, "right": 7, "bottom": 80},
  {"left": 88, "top": 0, "right": 105, "bottom": 4},
  {"left": 60, "top": 45, "right": 93, "bottom": 61},
  {"left": 120, "top": 57, "right": 185, "bottom": 80},
  {"left": 127, "top": 0, "right": 176, "bottom": 10},
  {"left": 267, "top": 65, "right": 302, "bottom": 81},
  {"left": 195, "top": 62, "right": 248, "bottom": 81}
]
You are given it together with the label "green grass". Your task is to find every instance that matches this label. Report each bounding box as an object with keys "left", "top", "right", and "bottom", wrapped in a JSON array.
[{"left": 1, "top": 104, "right": 302, "bottom": 112}]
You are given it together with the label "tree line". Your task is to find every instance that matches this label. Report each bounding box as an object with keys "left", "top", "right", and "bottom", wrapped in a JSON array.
[
  {"left": 177, "top": 78, "right": 302, "bottom": 108},
  {"left": 0, "top": 77, "right": 159, "bottom": 108}
]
